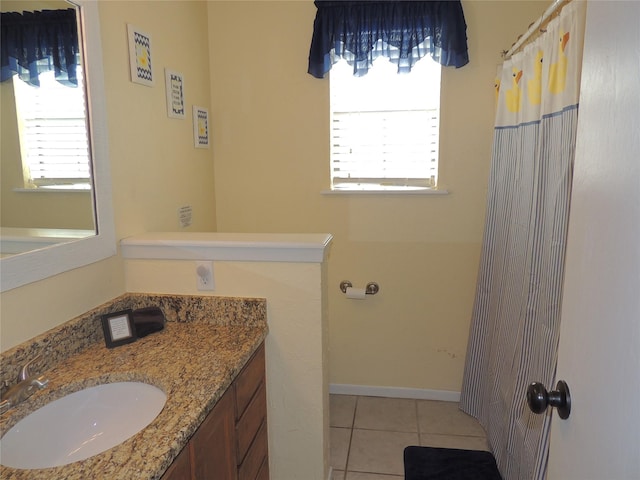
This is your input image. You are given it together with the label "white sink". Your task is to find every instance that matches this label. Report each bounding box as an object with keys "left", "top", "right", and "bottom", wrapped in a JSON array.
[{"left": 0, "top": 382, "right": 166, "bottom": 469}]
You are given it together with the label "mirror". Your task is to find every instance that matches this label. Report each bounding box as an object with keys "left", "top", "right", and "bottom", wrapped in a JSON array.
[
  {"left": 1, "top": 0, "right": 95, "bottom": 255},
  {"left": 0, "top": 0, "right": 115, "bottom": 292}
]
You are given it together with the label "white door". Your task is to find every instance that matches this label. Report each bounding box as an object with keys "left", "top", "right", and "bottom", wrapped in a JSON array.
[{"left": 546, "top": 2, "right": 640, "bottom": 479}]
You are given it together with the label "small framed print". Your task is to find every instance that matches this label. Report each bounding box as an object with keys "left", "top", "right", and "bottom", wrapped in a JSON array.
[
  {"left": 165, "top": 69, "right": 185, "bottom": 119},
  {"left": 101, "top": 309, "right": 137, "bottom": 348},
  {"left": 127, "top": 24, "right": 153, "bottom": 86},
  {"left": 193, "top": 106, "right": 209, "bottom": 148}
]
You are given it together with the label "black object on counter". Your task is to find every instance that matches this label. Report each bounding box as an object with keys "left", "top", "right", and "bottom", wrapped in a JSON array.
[{"left": 132, "top": 307, "right": 166, "bottom": 338}]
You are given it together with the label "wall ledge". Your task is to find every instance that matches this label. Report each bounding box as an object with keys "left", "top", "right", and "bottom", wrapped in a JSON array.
[
  {"left": 121, "top": 232, "right": 333, "bottom": 263},
  {"left": 329, "top": 383, "right": 461, "bottom": 403}
]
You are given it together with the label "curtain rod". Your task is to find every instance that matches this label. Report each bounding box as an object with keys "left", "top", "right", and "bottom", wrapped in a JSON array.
[{"left": 503, "top": 0, "right": 569, "bottom": 59}]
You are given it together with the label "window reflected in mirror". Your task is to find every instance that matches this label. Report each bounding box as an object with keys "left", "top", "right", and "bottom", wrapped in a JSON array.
[{"left": 1, "top": 1, "right": 96, "bottom": 257}]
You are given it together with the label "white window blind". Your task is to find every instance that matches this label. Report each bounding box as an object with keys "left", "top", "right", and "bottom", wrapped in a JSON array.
[
  {"left": 330, "top": 57, "right": 441, "bottom": 191},
  {"left": 13, "top": 67, "right": 91, "bottom": 188}
]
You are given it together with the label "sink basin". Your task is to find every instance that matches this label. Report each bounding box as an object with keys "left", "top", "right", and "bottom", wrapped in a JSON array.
[{"left": 0, "top": 382, "right": 166, "bottom": 469}]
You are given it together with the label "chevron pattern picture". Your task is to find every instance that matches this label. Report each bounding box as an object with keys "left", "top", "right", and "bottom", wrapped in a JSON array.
[
  {"left": 193, "top": 106, "right": 209, "bottom": 148},
  {"left": 128, "top": 24, "right": 153, "bottom": 86}
]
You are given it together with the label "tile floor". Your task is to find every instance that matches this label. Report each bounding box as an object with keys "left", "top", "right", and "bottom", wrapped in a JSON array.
[{"left": 330, "top": 394, "right": 489, "bottom": 480}]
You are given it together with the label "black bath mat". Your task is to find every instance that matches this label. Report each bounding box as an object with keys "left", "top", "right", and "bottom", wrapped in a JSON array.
[{"left": 404, "top": 446, "right": 502, "bottom": 480}]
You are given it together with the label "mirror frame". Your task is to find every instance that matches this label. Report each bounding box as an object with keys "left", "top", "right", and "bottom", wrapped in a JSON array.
[{"left": 0, "top": 1, "right": 116, "bottom": 292}]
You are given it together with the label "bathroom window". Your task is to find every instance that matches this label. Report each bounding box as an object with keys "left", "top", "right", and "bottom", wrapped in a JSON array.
[
  {"left": 329, "top": 57, "right": 441, "bottom": 191},
  {"left": 13, "top": 66, "right": 91, "bottom": 189}
]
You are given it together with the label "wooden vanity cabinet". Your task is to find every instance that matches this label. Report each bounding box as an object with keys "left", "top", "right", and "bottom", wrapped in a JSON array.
[{"left": 161, "top": 343, "right": 268, "bottom": 480}]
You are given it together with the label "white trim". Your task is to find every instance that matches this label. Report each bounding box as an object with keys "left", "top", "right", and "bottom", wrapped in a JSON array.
[
  {"left": 13, "top": 187, "right": 91, "bottom": 193},
  {"left": 1, "top": 228, "right": 94, "bottom": 255},
  {"left": 327, "top": 467, "right": 333, "bottom": 480},
  {"left": 329, "top": 383, "right": 461, "bottom": 403},
  {"left": 321, "top": 188, "right": 449, "bottom": 196},
  {"left": 121, "top": 232, "right": 333, "bottom": 263}
]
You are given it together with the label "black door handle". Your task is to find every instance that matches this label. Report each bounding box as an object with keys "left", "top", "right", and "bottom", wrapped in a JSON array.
[{"left": 526, "top": 380, "right": 571, "bottom": 419}]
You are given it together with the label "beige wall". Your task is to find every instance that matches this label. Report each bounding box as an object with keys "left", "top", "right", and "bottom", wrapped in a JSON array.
[
  {"left": 208, "top": 0, "right": 548, "bottom": 393},
  {"left": 99, "top": 1, "right": 216, "bottom": 238},
  {"left": 0, "top": 1, "right": 216, "bottom": 351}
]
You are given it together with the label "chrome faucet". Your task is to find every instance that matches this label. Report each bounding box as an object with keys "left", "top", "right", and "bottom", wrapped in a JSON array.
[{"left": 0, "top": 355, "right": 49, "bottom": 414}]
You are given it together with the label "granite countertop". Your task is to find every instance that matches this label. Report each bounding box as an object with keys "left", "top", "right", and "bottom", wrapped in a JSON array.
[{"left": 0, "top": 295, "right": 267, "bottom": 480}]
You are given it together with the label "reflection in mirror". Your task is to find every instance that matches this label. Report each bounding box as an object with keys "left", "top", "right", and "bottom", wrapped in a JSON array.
[
  {"left": 1, "top": 0, "right": 95, "bottom": 258},
  {"left": 0, "top": 0, "right": 116, "bottom": 292}
]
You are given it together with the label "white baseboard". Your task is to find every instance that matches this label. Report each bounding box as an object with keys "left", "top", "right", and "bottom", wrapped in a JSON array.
[{"left": 329, "top": 383, "right": 461, "bottom": 402}]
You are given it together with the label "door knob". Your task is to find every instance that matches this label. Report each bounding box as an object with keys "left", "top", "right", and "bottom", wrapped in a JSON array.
[{"left": 526, "top": 380, "right": 571, "bottom": 419}]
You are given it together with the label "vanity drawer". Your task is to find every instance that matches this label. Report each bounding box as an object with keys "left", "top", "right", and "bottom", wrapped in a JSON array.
[
  {"left": 238, "top": 420, "right": 268, "bottom": 480},
  {"left": 234, "top": 343, "right": 265, "bottom": 419},
  {"left": 256, "top": 457, "right": 269, "bottom": 480},
  {"left": 236, "top": 381, "right": 267, "bottom": 464}
]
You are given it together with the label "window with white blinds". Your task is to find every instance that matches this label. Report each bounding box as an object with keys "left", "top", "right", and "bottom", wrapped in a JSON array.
[
  {"left": 329, "top": 57, "right": 441, "bottom": 191},
  {"left": 13, "top": 67, "right": 91, "bottom": 189}
]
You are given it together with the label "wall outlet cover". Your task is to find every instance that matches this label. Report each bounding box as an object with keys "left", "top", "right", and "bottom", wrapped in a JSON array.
[{"left": 195, "top": 261, "right": 214, "bottom": 291}]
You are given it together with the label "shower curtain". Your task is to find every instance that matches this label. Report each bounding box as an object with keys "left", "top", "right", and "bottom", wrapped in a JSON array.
[{"left": 460, "top": 2, "right": 586, "bottom": 480}]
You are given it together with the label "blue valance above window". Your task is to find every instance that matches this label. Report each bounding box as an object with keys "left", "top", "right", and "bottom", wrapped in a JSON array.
[
  {"left": 308, "top": 0, "right": 469, "bottom": 78},
  {"left": 1, "top": 8, "right": 79, "bottom": 87}
]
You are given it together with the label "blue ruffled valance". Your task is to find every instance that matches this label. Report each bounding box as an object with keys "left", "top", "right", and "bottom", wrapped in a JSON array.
[
  {"left": 308, "top": 0, "right": 469, "bottom": 78},
  {"left": 1, "top": 8, "right": 79, "bottom": 87}
]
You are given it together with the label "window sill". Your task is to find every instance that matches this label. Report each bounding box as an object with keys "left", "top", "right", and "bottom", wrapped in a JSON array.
[
  {"left": 14, "top": 185, "right": 91, "bottom": 194},
  {"left": 321, "top": 187, "right": 449, "bottom": 196}
]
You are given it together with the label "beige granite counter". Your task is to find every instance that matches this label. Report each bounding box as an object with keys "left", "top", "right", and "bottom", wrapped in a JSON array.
[{"left": 0, "top": 293, "right": 267, "bottom": 480}]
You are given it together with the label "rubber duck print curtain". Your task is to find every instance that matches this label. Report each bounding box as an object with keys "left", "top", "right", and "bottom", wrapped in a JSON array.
[{"left": 460, "top": 2, "right": 586, "bottom": 480}]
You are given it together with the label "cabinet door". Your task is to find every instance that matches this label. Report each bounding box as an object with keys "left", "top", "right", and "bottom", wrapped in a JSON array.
[
  {"left": 192, "top": 389, "right": 238, "bottom": 480},
  {"left": 160, "top": 444, "right": 192, "bottom": 480}
]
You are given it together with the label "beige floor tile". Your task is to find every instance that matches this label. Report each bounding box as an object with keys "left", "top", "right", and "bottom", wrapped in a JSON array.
[
  {"left": 331, "top": 469, "right": 345, "bottom": 480},
  {"left": 331, "top": 427, "right": 352, "bottom": 470},
  {"left": 420, "top": 433, "right": 490, "bottom": 451},
  {"left": 348, "top": 428, "right": 419, "bottom": 476},
  {"left": 331, "top": 394, "right": 357, "bottom": 427},
  {"left": 417, "top": 400, "right": 485, "bottom": 437},
  {"left": 354, "top": 396, "right": 418, "bottom": 432},
  {"left": 346, "top": 472, "right": 404, "bottom": 480}
]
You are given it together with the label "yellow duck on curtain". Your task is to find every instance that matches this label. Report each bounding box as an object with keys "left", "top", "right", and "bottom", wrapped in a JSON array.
[
  {"left": 527, "top": 50, "right": 544, "bottom": 105},
  {"left": 548, "top": 30, "right": 570, "bottom": 93},
  {"left": 505, "top": 67, "right": 523, "bottom": 112}
]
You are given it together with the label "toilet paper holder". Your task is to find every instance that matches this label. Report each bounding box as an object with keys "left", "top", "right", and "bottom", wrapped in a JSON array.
[{"left": 339, "top": 281, "right": 379, "bottom": 295}]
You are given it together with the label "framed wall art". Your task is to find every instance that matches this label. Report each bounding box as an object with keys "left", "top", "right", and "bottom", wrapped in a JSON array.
[
  {"left": 127, "top": 24, "right": 153, "bottom": 86},
  {"left": 193, "top": 106, "right": 209, "bottom": 148},
  {"left": 101, "top": 309, "right": 137, "bottom": 348},
  {"left": 165, "top": 69, "right": 185, "bottom": 118}
]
